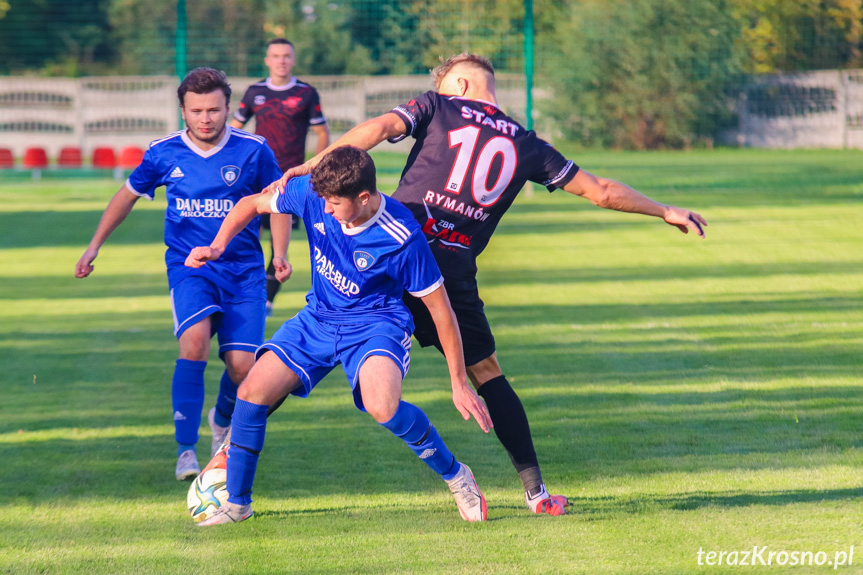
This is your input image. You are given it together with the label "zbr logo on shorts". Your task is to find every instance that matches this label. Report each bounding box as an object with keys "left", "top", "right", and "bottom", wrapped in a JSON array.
[
  {"left": 221, "top": 165, "right": 241, "bottom": 186},
  {"left": 353, "top": 250, "right": 375, "bottom": 271}
]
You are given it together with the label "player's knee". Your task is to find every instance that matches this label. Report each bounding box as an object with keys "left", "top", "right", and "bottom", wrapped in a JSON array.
[
  {"left": 224, "top": 351, "right": 255, "bottom": 384},
  {"left": 236, "top": 381, "right": 258, "bottom": 403},
  {"left": 364, "top": 395, "right": 399, "bottom": 424},
  {"left": 236, "top": 372, "right": 291, "bottom": 407},
  {"left": 178, "top": 336, "right": 209, "bottom": 361},
  {"left": 467, "top": 354, "right": 503, "bottom": 389},
  {"left": 178, "top": 344, "right": 208, "bottom": 362},
  {"left": 358, "top": 356, "right": 404, "bottom": 422},
  {"left": 225, "top": 363, "right": 251, "bottom": 385}
]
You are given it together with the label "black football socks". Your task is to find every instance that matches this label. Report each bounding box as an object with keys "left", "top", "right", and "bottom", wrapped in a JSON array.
[{"left": 477, "top": 375, "right": 544, "bottom": 494}]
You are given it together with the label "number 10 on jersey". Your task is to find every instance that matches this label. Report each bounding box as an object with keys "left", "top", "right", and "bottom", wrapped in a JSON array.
[{"left": 446, "top": 125, "right": 517, "bottom": 207}]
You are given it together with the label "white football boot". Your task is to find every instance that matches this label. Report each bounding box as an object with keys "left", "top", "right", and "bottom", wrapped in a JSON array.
[
  {"left": 196, "top": 502, "right": 254, "bottom": 526},
  {"left": 175, "top": 449, "right": 200, "bottom": 481},
  {"left": 445, "top": 463, "right": 487, "bottom": 522},
  {"left": 207, "top": 407, "right": 231, "bottom": 458}
]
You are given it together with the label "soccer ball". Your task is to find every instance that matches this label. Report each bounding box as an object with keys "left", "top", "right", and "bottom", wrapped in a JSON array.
[{"left": 187, "top": 467, "right": 228, "bottom": 522}]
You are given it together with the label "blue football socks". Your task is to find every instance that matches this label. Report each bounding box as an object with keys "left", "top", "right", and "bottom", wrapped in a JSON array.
[
  {"left": 226, "top": 399, "right": 269, "bottom": 505},
  {"left": 381, "top": 400, "right": 458, "bottom": 480},
  {"left": 214, "top": 370, "right": 238, "bottom": 428},
  {"left": 172, "top": 359, "right": 206, "bottom": 453}
]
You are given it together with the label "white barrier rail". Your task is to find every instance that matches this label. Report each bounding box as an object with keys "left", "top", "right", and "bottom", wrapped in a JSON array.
[{"left": 0, "top": 74, "right": 527, "bottom": 159}]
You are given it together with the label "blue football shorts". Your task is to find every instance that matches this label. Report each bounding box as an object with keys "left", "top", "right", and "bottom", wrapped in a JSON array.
[
  {"left": 170, "top": 275, "right": 266, "bottom": 358},
  {"left": 257, "top": 307, "right": 412, "bottom": 411}
]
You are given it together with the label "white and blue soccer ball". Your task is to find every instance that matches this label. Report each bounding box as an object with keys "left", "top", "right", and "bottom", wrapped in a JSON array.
[{"left": 187, "top": 467, "right": 228, "bottom": 523}]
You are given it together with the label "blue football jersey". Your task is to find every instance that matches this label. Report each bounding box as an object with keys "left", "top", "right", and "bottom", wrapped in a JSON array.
[
  {"left": 127, "top": 127, "right": 283, "bottom": 290},
  {"left": 271, "top": 175, "right": 444, "bottom": 329}
]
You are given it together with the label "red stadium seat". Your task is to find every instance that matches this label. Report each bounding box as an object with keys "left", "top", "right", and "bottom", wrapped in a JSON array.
[
  {"left": 92, "top": 147, "right": 117, "bottom": 169},
  {"left": 118, "top": 146, "right": 145, "bottom": 169},
  {"left": 0, "top": 148, "right": 13, "bottom": 168},
  {"left": 58, "top": 146, "right": 83, "bottom": 167},
  {"left": 23, "top": 147, "right": 49, "bottom": 169}
]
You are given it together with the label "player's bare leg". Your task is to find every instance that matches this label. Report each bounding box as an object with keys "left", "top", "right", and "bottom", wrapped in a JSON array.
[
  {"left": 358, "top": 355, "right": 404, "bottom": 423},
  {"left": 360, "top": 356, "right": 487, "bottom": 522},
  {"left": 469, "top": 353, "right": 568, "bottom": 516}
]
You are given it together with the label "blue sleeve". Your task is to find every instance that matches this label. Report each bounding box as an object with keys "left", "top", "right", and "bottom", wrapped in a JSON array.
[
  {"left": 271, "top": 174, "right": 312, "bottom": 218},
  {"left": 390, "top": 231, "right": 444, "bottom": 296},
  {"left": 125, "top": 147, "right": 162, "bottom": 200}
]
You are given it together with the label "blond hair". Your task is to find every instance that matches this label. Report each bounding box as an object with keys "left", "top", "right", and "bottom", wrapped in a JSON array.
[{"left": 430, "top": 54, "right": 495, "bottom": 91}]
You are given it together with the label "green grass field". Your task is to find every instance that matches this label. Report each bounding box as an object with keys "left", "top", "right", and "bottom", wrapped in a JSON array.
[{"left": 2, "top": 149, "right": 863, "bottom": 574}]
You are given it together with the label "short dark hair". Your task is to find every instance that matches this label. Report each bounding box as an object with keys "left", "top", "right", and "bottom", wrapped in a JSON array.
[
  {"left": 431, "top": 53, "right": 495, "bottom": 90},
  {"left": 311, "top": 146, "right": 377, "bottom": 200},
  {"left": 267, "top": 37, "right": 294, "bottom": 49},
  {"left": 177, "top": 67, "right": 231, "bottom": 107}
]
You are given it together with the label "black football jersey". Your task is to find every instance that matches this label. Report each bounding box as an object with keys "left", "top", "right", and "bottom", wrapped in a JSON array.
[
  {"left": 235, "top": 77, "right": 326, "bottom": 171},
  {"left": 388, "top": 91, "right": 578, "bottom": 279}
]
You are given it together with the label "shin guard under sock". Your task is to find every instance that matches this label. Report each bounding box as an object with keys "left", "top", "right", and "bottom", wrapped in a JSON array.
[
  {"left": 172, "top": 359, "right": 206, "bottom": 449},
  {"left": 214, "top": 370, "right": 238, "bottom": 427},
  {"left": 226, "top": 399, "right": 269, "bottom": 505},
  {"left": 477, "top": 375, "right": 543, "bottom": 490},
  {"left": 381, "top": 401, "right": 458, "bottom": 479}
]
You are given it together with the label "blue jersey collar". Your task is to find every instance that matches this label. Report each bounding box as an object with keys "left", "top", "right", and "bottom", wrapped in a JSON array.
[
  {"left": 181, "top": 125, "right": 232, "bottom": 158},
  {"left": 341, "top": 192, "right": 386, "bottom": 236}
]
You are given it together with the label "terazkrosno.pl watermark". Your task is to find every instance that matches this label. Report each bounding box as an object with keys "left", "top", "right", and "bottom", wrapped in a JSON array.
[{"left": 697, "top": 546, "right": 854, "bottom": 569}]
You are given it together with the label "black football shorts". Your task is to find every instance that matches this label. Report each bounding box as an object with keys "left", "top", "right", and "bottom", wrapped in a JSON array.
[
  {"left": 403, "top": 276, "right": 495, "bottom": 366},
  {"left": 260, "top": 213, "right": 300, "bottom": 231}
]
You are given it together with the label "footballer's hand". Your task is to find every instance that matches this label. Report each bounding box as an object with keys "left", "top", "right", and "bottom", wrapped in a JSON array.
[
  {"left": 263, "top": 161, "right": 314, "bottom": 196},
  {"left": 75, "top": 247, "right": 99, "bottom": 278},
  {"left": 452, "top": 383, "right": 493, "bottom": 433},
  {"left": 280, "top": 161, "right": 314, "bottom": 184},
  {"left": 273, "top": 257, "right": 293, "bottom": 282},
  {"left": 664, "top": 206, "right": 707, "bottom": 238},
  {"left": 185, "top": 246, "right": 223, "bottom": 268}
]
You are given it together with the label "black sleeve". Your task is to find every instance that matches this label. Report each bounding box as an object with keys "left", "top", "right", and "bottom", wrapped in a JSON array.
[
  {"left": 526, "top": 133, "right": 579, "bottom": 192},
  {"left": 308, "top": 88, "right": 326, "bottom": 125},
  {"left": 387, "top": 91, "right": 437, "bottom": 143},
  {"left": 234, "top": 86, "right": 257, "bottom": 124}
]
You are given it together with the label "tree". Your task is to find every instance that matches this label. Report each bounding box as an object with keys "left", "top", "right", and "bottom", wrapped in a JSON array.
[
  {"left": 540, "top": 0, "right": 742, "bottom": 149},
  {"left": 263, "top": 0, "right": 376, "bottom": 75},
  {"left": 108, "top": 0, "right": 267, "bottom": 77},
  {"left": 731, "top": 0, "right": 863, "bottom": 72},
  {"left": 0, "top": 0, "right": 116, "bottom": 75}
]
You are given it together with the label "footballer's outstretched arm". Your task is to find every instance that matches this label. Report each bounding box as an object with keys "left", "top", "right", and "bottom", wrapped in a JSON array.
[
  {"left": 75, "top": 184, "right": 141, "bottom": 278},
  {"left": 562, "top": 169, "right": 708, "bottom": 238},
  {"left": 185, "top": 191, "right": 275, "bottom": 268},
  {"left": 420, "top": 285, "right": 493, "bottom": 433},
  {"left": 266, "top": 113, "right": 407, "bottom": 194}
]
